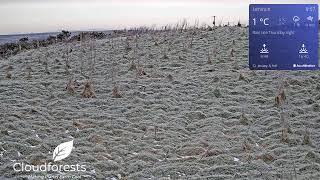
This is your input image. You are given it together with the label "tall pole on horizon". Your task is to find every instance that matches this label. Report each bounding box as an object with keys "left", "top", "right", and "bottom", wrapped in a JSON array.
[{"left": 213, "top": 16, "right": 216, "bottom": 26}]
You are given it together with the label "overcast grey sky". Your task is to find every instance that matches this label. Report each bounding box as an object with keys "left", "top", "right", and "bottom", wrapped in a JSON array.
[{"left": 0, "top": 0, "right": 318, "bottom": 35}]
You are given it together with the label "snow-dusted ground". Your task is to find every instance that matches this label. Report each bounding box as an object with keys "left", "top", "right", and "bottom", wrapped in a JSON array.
[{"left": 0, "top": 27, "right": 320, "bottom": 179}]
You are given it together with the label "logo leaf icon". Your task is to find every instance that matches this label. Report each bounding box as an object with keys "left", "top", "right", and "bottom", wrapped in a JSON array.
[{"left": 52, "top": 140, "right": 73, "bottom": 162}]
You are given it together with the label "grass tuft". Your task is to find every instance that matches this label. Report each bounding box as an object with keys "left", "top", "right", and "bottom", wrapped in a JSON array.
[
  {"left": 239, "top": 113, "right": 249, "bottom": 125},
  {"left": 129, "top": 60, "right": 137, "bottom": 71},
  {"left": 275, "top": 88, "right": 286, "bottom": 108},
  {"left": 112, "top": 85, "right": 122, "bottom": 98},
  {"left": 302, "top": 128, "right": 311, "bottom": 145},
  {"left": 81, "top": 80, "right": 96, "bottom": 98},
  {"left": 5, "top": 66, "right": 12, "bottom": 79},
  {"left": 66, "top": 79, "right": 76, "bottom": 94}
]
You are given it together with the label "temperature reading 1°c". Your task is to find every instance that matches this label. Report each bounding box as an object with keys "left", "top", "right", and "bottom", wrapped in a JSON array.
[{"left": 253, "top": 18, "right": 270, "bottom": 26}]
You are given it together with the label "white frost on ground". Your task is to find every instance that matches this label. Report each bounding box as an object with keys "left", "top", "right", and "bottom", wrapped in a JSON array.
[{"left": 0, "top": 27, "right": 320, "bottom": 179}]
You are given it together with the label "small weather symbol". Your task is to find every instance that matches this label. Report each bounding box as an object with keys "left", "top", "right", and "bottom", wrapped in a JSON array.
[
  {"left": 293, "top": 16, "right": 300, "bottom": 27},
  {"left": 278, "top": 17, "right": 287, "bottom": 25},
  {"left": 293, "top": 16, "right": 300, "bottom": 22},
  {"left": 307, "top": 16, "right": 314, "bottom": 22},
  {"left": 299, "top": 44, "right": 308, "bottom": 54},
  {"left": 260, "top": 44, "right": 269, "bottom": 54}
]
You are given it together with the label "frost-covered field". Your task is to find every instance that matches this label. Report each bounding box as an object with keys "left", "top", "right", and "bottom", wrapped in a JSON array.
[{"left": 0, "top": 27, "right": 320, "bottom": 179}]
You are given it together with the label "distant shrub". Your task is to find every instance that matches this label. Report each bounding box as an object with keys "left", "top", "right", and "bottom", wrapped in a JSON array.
[
  {"left": 57, "top": 30, "right": 71, "bottom": 41},
  {"left": 47, "top": 36, "right": 56, "bottom": 44},
  {"left": 237, "top": 20, "right": 242, "bottom": 27},
  {"left": 19, "top": 37, "right": 29, "bottom": 43}
]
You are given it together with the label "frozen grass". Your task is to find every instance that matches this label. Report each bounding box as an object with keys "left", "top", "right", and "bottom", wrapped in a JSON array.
[{"left": 0, "top": 27, "right": 320, "bottom": 179}]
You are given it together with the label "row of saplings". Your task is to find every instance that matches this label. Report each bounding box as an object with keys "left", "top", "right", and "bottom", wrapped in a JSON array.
[{"left": 66, "top": 79, "right": 121, "bottom": 98}]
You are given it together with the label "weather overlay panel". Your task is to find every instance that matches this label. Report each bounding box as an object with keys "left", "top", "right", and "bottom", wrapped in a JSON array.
[{"left": 249, "top": 4, "right": 319, "bottom": 70}]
